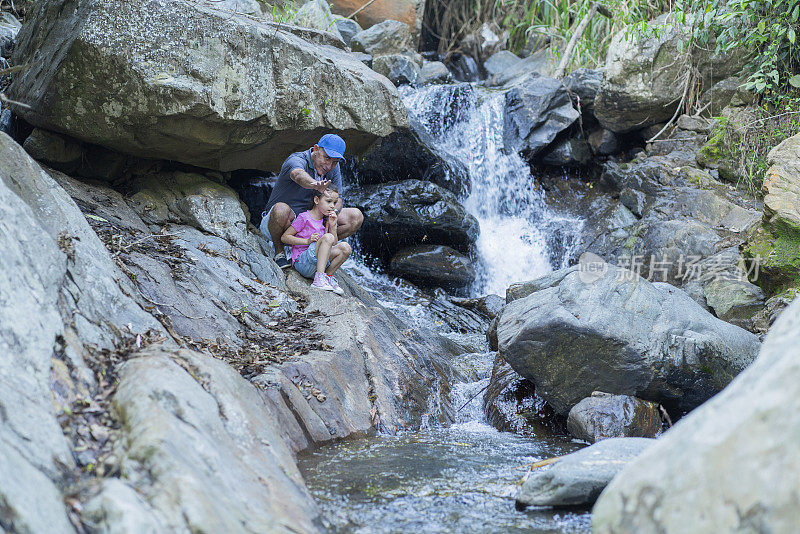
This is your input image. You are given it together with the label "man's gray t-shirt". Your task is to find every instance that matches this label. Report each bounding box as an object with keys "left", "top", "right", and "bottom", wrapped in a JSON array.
[{"left": 265, "top": 148, "right": 343, "bottom": 216}]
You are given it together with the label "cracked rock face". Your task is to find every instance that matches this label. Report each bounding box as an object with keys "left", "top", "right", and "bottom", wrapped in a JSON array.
[
  {"left": 9, "top": 0, "right": 408, "bottom": 171},
  {"left": 0, "top": 130, "right": 463, "bottom": 531}
]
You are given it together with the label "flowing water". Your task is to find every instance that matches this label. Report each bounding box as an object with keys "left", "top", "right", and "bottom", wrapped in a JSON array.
[
  {"left": 298, "top": 82, "right": 590, "bottom": 533},
  {"left": 399, "top": 83, "right": 583, "bottom": 296}
]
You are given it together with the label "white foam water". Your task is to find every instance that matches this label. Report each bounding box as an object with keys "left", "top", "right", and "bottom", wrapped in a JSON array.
[{"left": 399, "top": 84, "right": 583, "bottom": 297}]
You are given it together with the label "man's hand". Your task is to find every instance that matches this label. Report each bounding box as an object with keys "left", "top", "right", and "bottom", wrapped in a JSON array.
[{"left": 312, "top": 179, "right": 331, "bottom": 192}]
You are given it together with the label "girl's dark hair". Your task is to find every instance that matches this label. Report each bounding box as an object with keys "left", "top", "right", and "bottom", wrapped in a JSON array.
[
  {"left": 309, "top": 185, "right": 339, "bottom": 210},
  {"left": 310, "top": 185, "right": 339, "bottom": 225}
]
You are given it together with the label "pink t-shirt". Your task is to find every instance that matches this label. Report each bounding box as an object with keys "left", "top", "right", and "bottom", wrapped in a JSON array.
[{"left": 290, "top": 210, "right": 325, "bottom": 262}]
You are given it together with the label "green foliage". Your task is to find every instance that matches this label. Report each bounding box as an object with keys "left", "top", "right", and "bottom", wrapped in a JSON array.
[
  {"left": 429, "top": 0, "right": 670, "bottom": 69},
  {"left": 497, "top": 0, "right": 669, "bottom": 67},
  {"left": 670, "top": 0, "right": 800, "bottom": 102}
]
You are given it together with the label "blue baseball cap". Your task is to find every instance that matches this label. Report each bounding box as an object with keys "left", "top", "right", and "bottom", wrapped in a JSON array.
[{"left": 317, "top": 133, "right": 346, "bottom": 162}]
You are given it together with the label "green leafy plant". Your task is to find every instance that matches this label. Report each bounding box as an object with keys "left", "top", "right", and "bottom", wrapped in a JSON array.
[
  {"left": 667, "top": 0, "right": 800, "bottom": 102},
  {"left": 270, "top": 1, "right": 297, "bottom": 24}
]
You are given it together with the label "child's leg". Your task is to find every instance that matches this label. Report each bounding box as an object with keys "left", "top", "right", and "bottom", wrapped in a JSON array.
[
  {"left": 315, "top": 233, "right": 336, "bottom": 273},
  {"left": 325, "top": 242, "right": 352, "bottom": 275}
]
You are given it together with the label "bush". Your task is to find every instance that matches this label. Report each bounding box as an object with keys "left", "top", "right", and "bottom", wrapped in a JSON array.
[
  {"left": 702, "top": 104, "right": 800, "bottom": 195},
  {"left": 426, "top": 0, "right": 669, "bottom": 69}
]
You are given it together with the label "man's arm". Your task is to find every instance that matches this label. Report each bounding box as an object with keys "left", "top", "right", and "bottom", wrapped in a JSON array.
[
  {"left": 290, "top": 168, "right": 329, "bottom": 191},
  {"left": 332, "top": 168, "right": 344, "bottom": 212}
]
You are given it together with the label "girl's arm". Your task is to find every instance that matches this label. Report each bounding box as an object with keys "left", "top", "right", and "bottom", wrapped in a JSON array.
[
  {"left": 281, "top": 225, "right": 311, "bottom": 246},
  {"left": 326, "top": 212, "right": 339, "bottom": 241}
]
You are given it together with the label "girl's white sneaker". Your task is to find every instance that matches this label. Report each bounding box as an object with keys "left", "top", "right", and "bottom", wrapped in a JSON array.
[
  {"left": 312, "top": 272, "right": 334, "bottom": 291},
  {"left": 326, "top": 274, "right": 345, "bottom": 295}
]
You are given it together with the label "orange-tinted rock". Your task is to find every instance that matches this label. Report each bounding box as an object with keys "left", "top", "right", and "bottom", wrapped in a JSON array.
[{"left": 331, "top": 0, "right": 421, "bottom": 44}]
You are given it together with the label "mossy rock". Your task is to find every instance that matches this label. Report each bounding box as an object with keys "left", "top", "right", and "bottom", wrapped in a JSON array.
[
  {"left": 741, "top": 223, "right": 800, "bottom": 294},
  {"left": 696, "top": 127, "right": 740, "bottom": 183}
]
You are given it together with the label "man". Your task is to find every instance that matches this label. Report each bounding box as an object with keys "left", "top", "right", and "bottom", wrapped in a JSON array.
[{"left": 260, "top": 134, "right": 364, "bottom": 269}]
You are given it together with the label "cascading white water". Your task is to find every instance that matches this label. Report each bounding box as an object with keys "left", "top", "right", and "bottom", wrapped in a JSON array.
[
  {"left": 399, "top": 84, "right": 583, "bottom": 296},
  {"left": 309, "top": 81, "right": 592, "bottom": 533}
]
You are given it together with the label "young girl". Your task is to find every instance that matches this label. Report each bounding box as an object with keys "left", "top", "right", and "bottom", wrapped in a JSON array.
[{"left": 281, "top": 186, "right": 351, "bottom": 294}]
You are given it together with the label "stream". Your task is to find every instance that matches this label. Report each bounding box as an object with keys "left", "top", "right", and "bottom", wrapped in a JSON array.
[{"left": 298, "top": 82, "right": 590, "bottom": 532}]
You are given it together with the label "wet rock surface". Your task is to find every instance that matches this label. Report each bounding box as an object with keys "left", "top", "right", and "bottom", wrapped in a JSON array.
[
  {"left": 517, "top": 437, "right": 654, "bottom": 508},
  {"left": 484, "top": 355, "right": 565, "bottom": 436},
  {"left": 389, "top": 245, "right": 476, "bottom": 288},
  {"left": 0, "top": 12, "right": 20, "bottom": 57},
  {"left": 562, "top": 68, "right": 603, "bottom": 114},
  {"left": 567, "top": 392, "right": 662, "bottom": 443},
  {"left": 503, "top": 74, "right": 580, "bottom": 156},
  {"left": 350, "top": 179, "right": 480, "bottom": 260},
  {"left": 346, "top": 126, "right": 468, "bottom": 195}
]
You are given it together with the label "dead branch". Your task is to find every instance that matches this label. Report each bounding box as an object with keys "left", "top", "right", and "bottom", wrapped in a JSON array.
[{"left": 554, "top": 2, "right": 611, "bottom": 79}]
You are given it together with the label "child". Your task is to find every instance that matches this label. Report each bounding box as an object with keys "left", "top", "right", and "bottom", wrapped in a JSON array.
[{"left": 281, "top": 186, "right": 351, "bottom": 294}]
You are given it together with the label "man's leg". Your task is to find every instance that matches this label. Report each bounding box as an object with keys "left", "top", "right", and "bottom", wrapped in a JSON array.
[
  {"left": 336, "top": 207, "right": 364, "bottom": 239},
  {"left": 267, "top": 203, "right": 295, "bottom": 267}
]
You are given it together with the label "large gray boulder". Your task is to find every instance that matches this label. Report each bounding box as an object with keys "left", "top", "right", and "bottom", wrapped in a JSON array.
[
  {"left": 0, "top": 134, "right": 77, "bottom": 533},
  {"left": 595, "top": 14, "right": 747, "bottom": 133},
  {"left": 504, "top": 74, "right": 580, "bottom": 155},
  {"left": 112, "top": 346, "right": 320, "bottom": 532},
  {"left": 516, "top": 437, "right": 654, "bottom": 508},
  {"left": 350, "top": 179, "right": 480, "bottom": 258},
  {"left": 9, "top": 0, "right": 408, "bottom": 171},
  {"left": 593, "top": 296, "right": 800, "bottom": 533},
  {"left": 497, "top": 262, "right": 761, "bottom": 416}
]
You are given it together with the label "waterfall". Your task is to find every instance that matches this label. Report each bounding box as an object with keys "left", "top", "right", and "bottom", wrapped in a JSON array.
[{"left": 399, "top": 84, "right": 583, "bottom": 296}]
